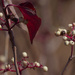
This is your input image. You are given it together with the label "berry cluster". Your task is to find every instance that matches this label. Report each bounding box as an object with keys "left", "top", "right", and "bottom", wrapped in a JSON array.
[
  {"left": 55, "top": 23, "right": 75, "bottom": 46},
  {"left": 0, "top": 52, "right": 48, "bottom": 74}
]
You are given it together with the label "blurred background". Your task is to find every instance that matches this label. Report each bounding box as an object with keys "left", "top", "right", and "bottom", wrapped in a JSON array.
[{"left": 0, "top": 0, "right": 75, "bottom": 75}]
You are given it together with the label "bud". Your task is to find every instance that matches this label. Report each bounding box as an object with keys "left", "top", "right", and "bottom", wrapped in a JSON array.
[
  {"left": 19, "top": 17, "right": 24, "bottom": 22},
  {"left": 19, "top": 17, "right": 28, "bottom": 24},
  {"left": 11, "top": 18, "right": 18, "bottom": 22}
]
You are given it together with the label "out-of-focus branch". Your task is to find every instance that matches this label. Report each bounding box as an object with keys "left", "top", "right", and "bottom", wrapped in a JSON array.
[
  {"left": 7, "top": 0, "right": 19, "bottom": 18},
  {"left": 4, "top": 32, "right": 9, "bottom": 75},
  {"left": 4, "top": 1, "right": 9, "bottom": 75}
]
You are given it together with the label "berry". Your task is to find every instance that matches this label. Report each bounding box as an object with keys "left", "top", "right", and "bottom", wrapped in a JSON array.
[
  {"left": 64, "top": 41, "right": 69, "bottom": 45},
  {"left": 69, "top": 40, "right": 74, "bottom": 45},
  {"left": 42, "top": 66, "right": 48, "bottom": 72}
]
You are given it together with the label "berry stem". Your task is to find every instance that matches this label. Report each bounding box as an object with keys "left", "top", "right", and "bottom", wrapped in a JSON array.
[{"left": 0, "top": 18, "right": 5, "bottom": 22}]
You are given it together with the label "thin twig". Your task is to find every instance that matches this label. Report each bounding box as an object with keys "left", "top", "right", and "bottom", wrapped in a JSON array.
[
  {"left": 61, "top": 56, "right": 72, "bottom": 75},
  {"left": 8, "top": 30, "right": 20, "bottom": 75},
  {"left": 8, "top": 26, "right": 20, "bottom": 75},
  {"left": 61, "top": 46, "right": 74, "bottom": 75}
]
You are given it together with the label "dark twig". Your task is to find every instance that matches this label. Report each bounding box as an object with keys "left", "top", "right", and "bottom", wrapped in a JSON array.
[
  {"left": 61, "top": 56, "right": 72, "bottom": 75},
  {"left": 8, "top": 30, "right": 20, "bottom": 75},
  {"left": 1, "top": 0, "right": 20, "bottom": 75},
  {"left": 61, "top": 46, "right": 74, "bottom": 75}
]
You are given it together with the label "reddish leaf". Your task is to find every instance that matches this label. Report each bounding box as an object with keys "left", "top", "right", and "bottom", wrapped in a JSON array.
[
  {"left": 17, "top": 2, "right": 41, "bottom": 43},
  {"left": 19, "top": 2, "right": 36, "bottom": 13}
]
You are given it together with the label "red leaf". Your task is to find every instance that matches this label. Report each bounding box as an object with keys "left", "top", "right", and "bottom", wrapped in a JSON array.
[
  {"left": 19, "top": 2, "right": 36, "bottom": 13},
  {"left": 18, "top": 2, "right": 41, "bottom": 43}
]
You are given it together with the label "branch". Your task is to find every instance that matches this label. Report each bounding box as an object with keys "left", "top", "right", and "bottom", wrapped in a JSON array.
[
  {"left": 1, "top": 0, "right": 20, "bottom": 75},
  {"left": 61, "top": 56, "right": 72, "bottom": 75},
  {"left": 61, "top": 46, "right": 74, "bottom": 75},
  {"left": 4, "top": 32, "right": 9, "bottom": 75}
]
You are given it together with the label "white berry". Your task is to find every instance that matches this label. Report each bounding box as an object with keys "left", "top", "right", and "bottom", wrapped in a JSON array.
[
  {"left": 22, "top": 52, "right": 28, "bottom": 57},
  {"left": 63, "top": 29, "right": 67, "bottom": 34},
  {"left": 73, "top": 22, "right": 75, "bottom": 26},
  {"left": 55, "top": 31, "right": 61, "bottom": 36},
  {"left": 22, "top": 61, "right": 28, "bottom": 66},
  {"left": 58, "top": 28, "right": 62, "bottom": 31},
  {"left": 72, "top": 30, "right": 75, "bottom": 35},
  {"left": 64, "top": 41, "right": 69, "bottom": 45},
  {"left": 11, "top": 57, "right": 14, "bottom": 63},
  {"left": 0, "top": 12, "right": 3, "bottom": 17},
  {"left": 43, "top": 66, "right": 48, "bottom": 72},
  {"left": 63, "top": 36, "right": 67, "bottom": 40},
  {"left": 34, "top": 62, "right": 40, "bottom": 67},
  {"left": 0, "top": 25, "right": 2, "bottom": 29},
  {"left": 5, "top": 64, "right": 10, "bottom": 69},
  {"left": 68, "top": 24, "right": 72, "bottom": 27},
  {"left": 69, "top": 40, "right": 74, "bottom": 45}
]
